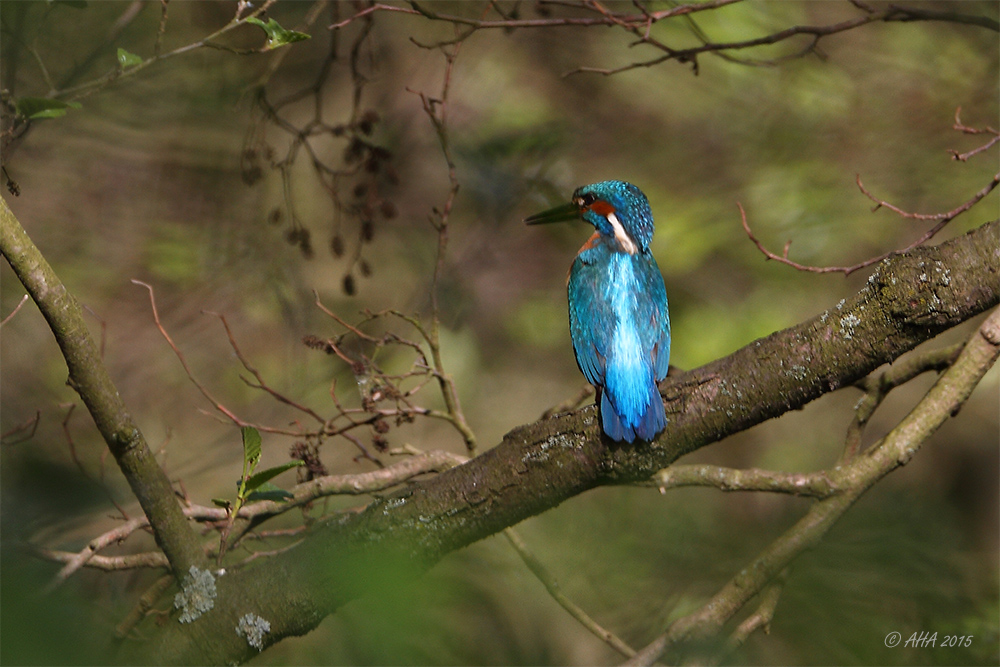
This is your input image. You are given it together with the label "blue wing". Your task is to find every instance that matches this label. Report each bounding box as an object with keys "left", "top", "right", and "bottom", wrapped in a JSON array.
[
  {"left": 568, "top": 253, "right": 611, "bottom": 390},
  {"left": 629, "top": 252, "right": 670, "bottom": 441},
  {"left": 636, "top": 254, "right": 670, "bottom": 383}
]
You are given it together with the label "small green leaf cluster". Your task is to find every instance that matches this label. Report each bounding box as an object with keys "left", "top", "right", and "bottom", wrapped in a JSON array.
[
  {"left": 245, "top": 17, "right": 310, "bottom": 51},
  {"left": 116, "top": 47, "right": 142, "bottom": 68},
  {"left": 15, "top": 98, "right": 81, "bottom": 120},
  {"left": 212, "top": 427, "right": 303, "bottom": 510}
]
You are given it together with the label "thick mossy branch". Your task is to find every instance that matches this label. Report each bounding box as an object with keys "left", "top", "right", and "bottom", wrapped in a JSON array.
[
  {"left": 123, "top": 220, "right": 998, "bottom": 665},
  {"left": 0, "top": 196, "right": 207, "bottom": 576}
]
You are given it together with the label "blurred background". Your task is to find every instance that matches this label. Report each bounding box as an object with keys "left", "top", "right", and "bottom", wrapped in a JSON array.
[{"left": 1, "top": 1, "right": 997, "bottom": 664}]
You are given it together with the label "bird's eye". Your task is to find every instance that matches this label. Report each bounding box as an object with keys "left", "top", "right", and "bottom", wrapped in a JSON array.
[{"left": 576, "top": 193, "right": 596, "bottom": 208}]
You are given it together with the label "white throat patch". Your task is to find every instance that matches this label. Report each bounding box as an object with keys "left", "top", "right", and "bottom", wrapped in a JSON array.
[{"left": 607, "top": 212, "right": 638, "bottom": 255}]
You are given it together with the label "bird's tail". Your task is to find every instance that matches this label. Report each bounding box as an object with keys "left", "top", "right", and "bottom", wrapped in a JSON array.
[{"left": 599, "top": 381, "right": 666, "bottom": 443}]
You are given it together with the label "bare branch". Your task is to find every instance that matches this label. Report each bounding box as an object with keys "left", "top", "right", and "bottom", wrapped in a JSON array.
[
  {"left": 44, "top": 516, "right": 159, "bottom": 590},
  {"left": 540, "top": 384, "right": 596, "bottom": 420},
  {"left": 172, "top": 448, "right": 468, "bottom": 529},
  {"left": 408, "top": 40, "right": 478, "bottom": 453},
  {"left": 504, "top": 528, "right": 637, "bottom": 659},
  {"left": 646, "top": 464, "right": 838, "bottom": 498},
  {"left": 739, "top": 170, "right": 999, "bottom": 275},
  {"left": 204, "top": 310, "right": 326, "bottom": 426},
  {"left": 841, "top": 342, "right": 962, "bottom": 461},
  {"left": 856, "top": 171, "right": 1000, "bottom": 222},
  {"left": 131, "top": 280, "right": 251, "bottom": 429},
  {"left": 36, "top": 548, "right": 170, "bottom": 572},
  {"left": 0, "top": 292, "right": 29, "bottom": 326},
  {"left": 720, "top": 569, "right": 788, "bottom": 657},
  {"left": 0, "top": 408, "right": 40, "bottom": 445},
  {"left": 949, "top": 107, "right": 1000, "bottom": 162}
]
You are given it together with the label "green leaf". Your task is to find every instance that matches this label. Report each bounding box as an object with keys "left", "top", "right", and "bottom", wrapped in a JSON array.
[
  {"left": 245, "top": 16, "right": 310, "bottom": 50},
  {"left": 245, "top": 460, "right": 304, "bottom": 492},
  {"left": 241, "top": 426, "right": 262, "bottom": 468},
  {"left": 15, "top": 97, "right": 81, "bottom": 120},
  {"left": 246, "top": 482, "right": 295, "bottom": 503},
  {"left": 116, "top": 47, "right": 143, "bottom": 68}
]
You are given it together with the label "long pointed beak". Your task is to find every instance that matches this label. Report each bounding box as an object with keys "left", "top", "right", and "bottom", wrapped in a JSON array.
[{"left": 524, "top": 202, "right": 580, "bottom": 225}]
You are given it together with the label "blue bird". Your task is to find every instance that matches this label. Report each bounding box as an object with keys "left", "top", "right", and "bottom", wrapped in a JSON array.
[{"left": 526, "top": 180, "right": 670, "bottom": 443}]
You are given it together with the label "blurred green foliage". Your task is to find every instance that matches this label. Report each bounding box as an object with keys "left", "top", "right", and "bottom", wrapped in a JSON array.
[{"left": 1, "top": 1, "right": 997, "bottom": 665}]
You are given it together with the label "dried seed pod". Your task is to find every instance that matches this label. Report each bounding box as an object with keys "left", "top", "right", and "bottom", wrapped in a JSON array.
[
  {"left": 330, "top": 234, "right": 345, "bottom": 257},
  {"left": 299, "top": 229, "right": 314, "bottom": 259}
]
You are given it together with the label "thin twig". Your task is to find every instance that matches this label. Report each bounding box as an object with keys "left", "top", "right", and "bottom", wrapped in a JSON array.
[
  {"left": 132, "top": 280, "right": 248, "bottom": 427},
  {"left": 45, "top": 516, "right": 150, "bottom": 591},
  {"left": 948, "top": 107, "right": 1000, "bottom": 162},
  {"left": 0, "top": 293, "right": 29, "bottom": 326},
  {"left": 53, "top": 0, "right": 279, "bottom": 100},
  {"left": 541, "top": 385, "right": 596, "bottom": 420},
  {"left": 856, "top": 172, "right": 999, "bottom": 222},
  {"left": 32, "top": 449, "right": 468, "bottom": 589},
  {"left": 38, "top": 546, "right": 170, "bottom": 573},
  {"left": 204, "top": 310, "right": 326, "bottom": 426},
  {"left": 504, "top": 528, "right": 637, "bottom": 658},
  {"left": 0, "top": 409, "right": 40, "bottom": 445},
  {"left": 841, "top": 342, "right": 963, "bottom": 461},
  {"left": 719, "top": 569, "right": 788, "bottom": 659},
  {"left": 408, "top": 40, "right": 478, "bottom": 453}
]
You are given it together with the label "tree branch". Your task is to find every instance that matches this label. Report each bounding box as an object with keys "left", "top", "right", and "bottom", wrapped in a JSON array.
[
  {"left": 0, "top": 196, "right": 207, "bottom": 576},
  {"left": 645, "top": 464, "right": 837, "bottom": 498},
  {"left": 120, "top": 219, "right": 999, "bottom": 664}
]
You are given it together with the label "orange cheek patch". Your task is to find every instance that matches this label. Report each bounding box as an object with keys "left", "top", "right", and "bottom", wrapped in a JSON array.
[{"left": 588, "top": 200, "right": 615, "bottom": 217}]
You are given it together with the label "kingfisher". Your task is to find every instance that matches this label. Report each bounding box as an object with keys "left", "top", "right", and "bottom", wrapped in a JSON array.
[{"left": 526, "top": 180, "right": 670, "bottom": 443}]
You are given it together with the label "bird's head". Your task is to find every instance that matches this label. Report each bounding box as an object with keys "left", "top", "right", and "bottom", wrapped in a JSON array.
[{"left": 525, "top": 180, "right": 654, "bottom": 255}]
